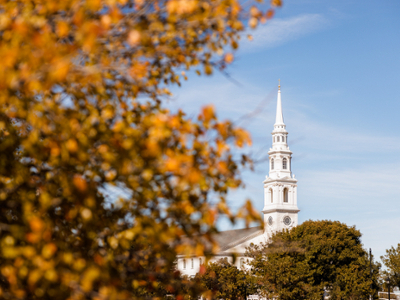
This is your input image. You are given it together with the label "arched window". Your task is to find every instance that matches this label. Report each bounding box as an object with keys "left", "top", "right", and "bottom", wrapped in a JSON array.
[
  {"left": 277, "top": 136, "right": 280, "bottom": 142},
  {"left": 271, "top": 158, "right": 274, "bottom": 170},
  {"left": 283, "top": 158, "right": 287, "bottom": 169},
  {"left": 191, "top": 258, "right": 194, "bottom": 269},
  {"left": 183, "top": 259, "right": 186, "bottom": 269},
  {"left": 270, "top": 189, "right": 273, "bottom": 203},
  {"left": 283, "top": 188, "right": 288, "bottom": 203},
  {"left": 282, "top": 136, "right": 285, "bottom": 142}
]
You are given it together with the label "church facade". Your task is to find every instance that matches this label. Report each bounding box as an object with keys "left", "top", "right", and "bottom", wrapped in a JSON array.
[{"left": 178, "top": 84, "right": 300, "bottom": 277}]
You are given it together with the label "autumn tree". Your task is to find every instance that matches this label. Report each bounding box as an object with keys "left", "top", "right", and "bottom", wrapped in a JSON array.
[
  {"left": 196, "top": 258, "right": 256, "bottom": 300},
  {"left": 381, "top": 243, "right": 400, "bottom": 290},
  {"left": 0, "top": 0, "right": 281, "bottom": 299},
  {"left": 246, "top": 220, "right": 380, "bottom": 300}
]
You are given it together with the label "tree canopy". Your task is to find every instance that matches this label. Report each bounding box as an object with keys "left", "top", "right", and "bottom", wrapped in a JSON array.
[
  {"left": 0, "top": 0, "right": 280, "bottom": 299},
  {"left": 246, "top": 220, "right": 380, "bottom": 300},
  {"left": 381, "top": 243, "right": 400, "bottom": 290},
  {"left": 196, "top": 258, "right": 255, "bottom": 300}
]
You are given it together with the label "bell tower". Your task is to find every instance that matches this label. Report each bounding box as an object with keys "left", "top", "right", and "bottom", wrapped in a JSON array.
[{"left": 263, "top": 82, "right": 299, "bottom": 238}]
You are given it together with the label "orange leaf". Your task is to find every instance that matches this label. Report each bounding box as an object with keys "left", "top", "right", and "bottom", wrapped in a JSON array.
[
  {"left": 266, "top": 9, "right": 275, "bottom": 19},
  {"left": 29, "top": 217, "right": 44, "bottom": 233},
  {"left": 73, "top": 175, "right": 87, "bottom": 192},
  {"left": 66, "top": 139, "right": 78, "bottom": 153},
  {"left": 56, "top": 21, "right": 69, "bottom": 38},
  {"left": 225, "top": 53, "right": 234, "bottom": 64},
  {"left": 271, "top": 0, "right": 282, "bottom": 7},
  {"left": 201, "top": 105, "right": 215, "bottom": 122}
]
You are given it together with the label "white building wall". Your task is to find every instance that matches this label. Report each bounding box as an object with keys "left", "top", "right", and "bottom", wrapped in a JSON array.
[{"left": 177, "top": 233, "right": 267, "bottom": 276}]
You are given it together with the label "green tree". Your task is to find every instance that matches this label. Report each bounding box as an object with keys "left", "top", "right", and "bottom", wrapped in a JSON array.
[
  {"left": 197, "top": 258, "right": 255, "bottom": 300},
  {"left": 0, "top": 0, "right": 281, "bottom": 299},
  {"left": 381, "top": 243, "right": 400, "bottom": 290},
  {"left": 246, "top": 220, "right": 380, "bottom": 300}
]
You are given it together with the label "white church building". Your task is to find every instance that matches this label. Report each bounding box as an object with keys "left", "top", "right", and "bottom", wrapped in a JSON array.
[{"left": 177, "top": 84, "right": 300, "bottom": 277}]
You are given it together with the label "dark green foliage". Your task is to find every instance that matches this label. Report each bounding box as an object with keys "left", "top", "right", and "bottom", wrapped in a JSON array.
[
  {"left": 196, "top": 258, "right": 256, "bottom": 300},
  {"left": 381, "top": 243, "right": 400, "bottom": 290},
  {"left": 246, "top": 220, "right": 380, "bottom": 300}
]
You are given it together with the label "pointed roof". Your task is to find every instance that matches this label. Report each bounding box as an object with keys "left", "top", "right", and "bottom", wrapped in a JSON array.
[
  {"left": 214, "top": 227, "right": 263, "bottom": 252},
  {"left": 274, "top": 80, "right": 284, "bottom": 126},
  {"left": 176, "top": 226, "right": 263, "bottom": 255}
]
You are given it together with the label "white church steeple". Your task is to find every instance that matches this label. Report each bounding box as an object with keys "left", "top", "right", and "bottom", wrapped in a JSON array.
[{"left": 263, "top": 82, "right": 299, "bottom": 238}]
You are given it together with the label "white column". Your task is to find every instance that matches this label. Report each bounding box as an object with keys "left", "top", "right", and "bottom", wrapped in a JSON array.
[
  {"left": 264, "top": 188, "right": 268, "bottom": 207},
  {"left": 272, "top": 186, "right": 275, "bottom": 203}
]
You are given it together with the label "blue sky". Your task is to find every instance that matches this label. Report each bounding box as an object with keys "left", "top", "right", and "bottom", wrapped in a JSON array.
[{"left": 167, "top": 0, "right": 400, "bottom": 261}]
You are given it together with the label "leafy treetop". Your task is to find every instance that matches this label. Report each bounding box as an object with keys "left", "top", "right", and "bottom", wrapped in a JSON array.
[
  {"left": 196, "top": 258, "right": 256, "bottom": 300},
  {"left": 381, "top": 243, "right": 400, "bottom": 290},
  {"left": 246, "top": 220, "right": 381, "bottom": 300}
]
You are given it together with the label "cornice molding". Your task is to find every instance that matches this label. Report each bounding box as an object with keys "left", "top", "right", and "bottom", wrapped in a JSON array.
[
  {"left": 262, "top": 208, "right": 300, "bottom": 214},
  {"left": 263, "top": 178, "right": 297, "bottom": 184}
]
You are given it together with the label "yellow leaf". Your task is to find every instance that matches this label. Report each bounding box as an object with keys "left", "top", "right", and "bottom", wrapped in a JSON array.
[
  {"left": 42, "top": 243, "right": 57, "bottom": 259},
  {"left": 249, "top": 18, "right": 258, "bottom": 29},
  {"left": 86, "top": 0, "right": 102, "bottom": 11},
  {"left": 101, "top": 15, "right": 112, "bottom": 29},
  {"left": 167, "top": 0, "right": 198, "bottom": 15},
  {"left": 250, "top": 6, "right": 260, "bottom": 17},
  {"left": 204, "top": 64, "right": 213, "bottom": 75},
  {"left": 81, "top": 267, "right": 100, "bottom": 292},
  {"left": 127, "top": 30, "right": 141, "bottom": 46},
  {"left": 81, "top": 208, "right": 92, "bottom": 220}
]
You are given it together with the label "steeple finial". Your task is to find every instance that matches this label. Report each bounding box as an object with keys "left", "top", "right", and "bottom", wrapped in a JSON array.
[
  {"left": 275, "top": 80, "right": 284, "bottom": 125},
  {"left": 278, "top": 79, "right": 280, "bottom": 90}
]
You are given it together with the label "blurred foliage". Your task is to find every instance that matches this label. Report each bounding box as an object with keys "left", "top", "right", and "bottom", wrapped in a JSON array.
[
  {"left": 0, "top": 0, "right": 281, "bottom": 299},
  {"left": 381, "top": 243, "right": 400, "bottom": 290},
  {"left": 195, "top": 258, "right": 256, "bottom": 300},
  {"left": 246, "top": 220, "right": 381, "bottom": 300}
]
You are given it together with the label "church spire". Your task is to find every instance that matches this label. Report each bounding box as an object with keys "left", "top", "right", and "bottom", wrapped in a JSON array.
[
  {"left": 263, "top": 82, "right": 299, "bottom": 238},
  {"left": 275, "top": 80, "right": 284, "bottom": 126},
  {"left": 271, "top": 81, "right": 288, "bottom": 151}
]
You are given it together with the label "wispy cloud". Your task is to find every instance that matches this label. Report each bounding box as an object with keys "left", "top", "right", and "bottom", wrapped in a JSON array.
[
  {"left": 241, "top": 14, "right": 329, "bottom": 52},
  {"left": 167, "top": 75, "right": 274, "bottom": 119},
  {"left": 301, "top": 163, "right": 400, "bottom": 203},
  {"left": 289, "top": 109, "right": 400, "bottom": 156},
  {"left": 298, "top": 163, "right": 400, "bottom": 258}
]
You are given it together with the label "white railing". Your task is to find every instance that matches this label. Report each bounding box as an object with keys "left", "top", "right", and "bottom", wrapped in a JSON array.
[{"left": 378, "top": 291, "right": 400, "bottom": 300}]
